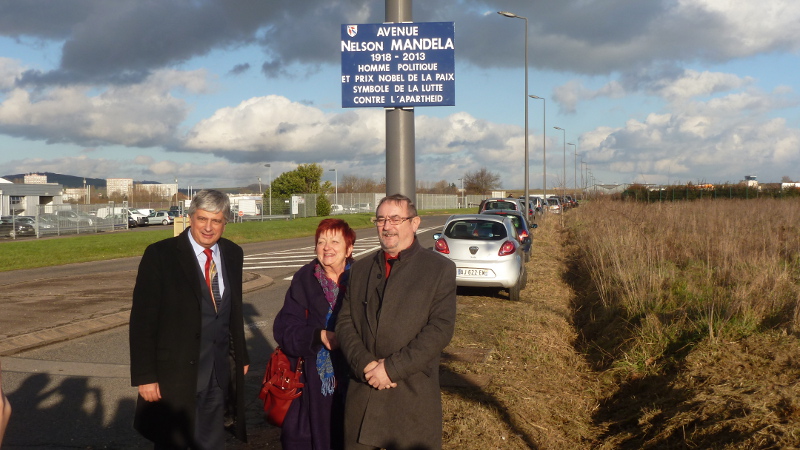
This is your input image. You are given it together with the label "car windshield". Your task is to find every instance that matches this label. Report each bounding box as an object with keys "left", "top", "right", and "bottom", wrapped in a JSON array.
[
  {"left": 482, "top": 201, "right": 517, "bottom": 211},
  {"left": 547, "top": 199, "right": 559, "bottom": 205},
  {"left": 445, "top": 220, "right": 507, "bottom": 240}
]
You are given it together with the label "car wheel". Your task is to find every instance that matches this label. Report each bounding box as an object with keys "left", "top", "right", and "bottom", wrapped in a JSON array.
[
  {"left": 162, "top": 219, "right": 169, "bottom": 225},
  {"left": 508, "top": 274, "right": 522, "bottom": 301}
]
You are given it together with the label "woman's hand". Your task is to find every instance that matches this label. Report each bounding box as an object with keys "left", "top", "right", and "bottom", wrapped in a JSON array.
[{"left": 321, "top": 330, "right": 340, "bottom": 350}]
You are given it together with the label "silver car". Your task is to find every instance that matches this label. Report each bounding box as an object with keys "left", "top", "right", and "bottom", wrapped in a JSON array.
[{"left": 433, "top": 214, "right": 527, "bottom": 301}]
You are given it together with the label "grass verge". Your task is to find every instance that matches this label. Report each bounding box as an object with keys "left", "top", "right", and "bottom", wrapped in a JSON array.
[{"left": 441, "top": 216, "right": 601, "bottom": 449}]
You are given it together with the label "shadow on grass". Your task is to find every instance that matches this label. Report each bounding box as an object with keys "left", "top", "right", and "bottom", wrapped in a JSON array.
[{"left": 440, "top": 365, "right": 540, "bottom": 450}]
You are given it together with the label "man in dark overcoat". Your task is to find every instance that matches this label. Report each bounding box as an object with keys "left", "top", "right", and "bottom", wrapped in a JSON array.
[
  {"left": 337, "top": 194, "right": 457, "bottom": 449},
  {"left": 129, "top": 189, "right": 250, "bottom": 449}
]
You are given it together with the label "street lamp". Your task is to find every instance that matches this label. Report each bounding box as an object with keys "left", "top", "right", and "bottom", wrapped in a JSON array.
[
  {"left": 265, "top": 163, "right": 272, "bottom": 216},
  {"left": 554, "top": 126, "right": 566, "bottom": 211},
  {"left": 329, "top": 168, "right": 338, "bottom": 207},
  {"left": 458, "top": 177, "right": 464, "bottom": 208},
  {"left": 498, "top": 10, "right": 530, "bottom": 215},
  {"left": 530, "top": 95, "right": 546, "bottom": 202},
  {"left": 567, "top": 143, "right": 576, "bottom": 198}
]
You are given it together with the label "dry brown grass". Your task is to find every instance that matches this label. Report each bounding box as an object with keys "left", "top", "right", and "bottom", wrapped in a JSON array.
[
  {"left": 441, "top": 216, "right": 602, "bottom": 449},
  {"left": 442, "top": 198, "right": 800, "bottom": 448}
]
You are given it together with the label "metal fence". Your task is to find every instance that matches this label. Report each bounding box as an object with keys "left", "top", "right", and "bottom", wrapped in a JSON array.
[{"left": 2, "top": 193, "right": 488, "bottom": 239}]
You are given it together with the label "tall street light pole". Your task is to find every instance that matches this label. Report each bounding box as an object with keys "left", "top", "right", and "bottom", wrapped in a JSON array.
[
  {"left": 498, "top": 11, "right": 529, "bottom": 217},
  {"left": 265, "top": 163, "right": 272, "bottom": 216},
  {"left": 458, "top": 177, "right": 464, "bottom": 208},
  {"left": 329, "top": 168, "right": 338, "bottom": 207},
  {"left": 530, "top": 95, "right": 546, "bottom": 203},
  {"left": 554, "top": 126, "right": 566, "bottom": 213},
  {"left": 567, "top": 143, "right": 576, "bottom": 197}
]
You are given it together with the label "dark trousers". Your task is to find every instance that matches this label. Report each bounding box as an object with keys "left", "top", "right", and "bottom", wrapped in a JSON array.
[{"left": 193, "top": 371, "right": 226, "bottom": 450}]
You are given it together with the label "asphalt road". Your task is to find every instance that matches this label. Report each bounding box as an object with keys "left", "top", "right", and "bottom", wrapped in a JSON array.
[{"left": 0, "top": 216, "right": 447, "bottom": 449}]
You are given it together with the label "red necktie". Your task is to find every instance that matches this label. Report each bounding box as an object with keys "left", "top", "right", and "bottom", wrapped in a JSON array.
[{"left": 203, "top": 248, "right": 218, "bottom": 312}]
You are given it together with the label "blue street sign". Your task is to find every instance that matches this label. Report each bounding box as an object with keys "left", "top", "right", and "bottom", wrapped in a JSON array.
[{"left": 341, "top": 22, "right": 455, "bottom": 108}]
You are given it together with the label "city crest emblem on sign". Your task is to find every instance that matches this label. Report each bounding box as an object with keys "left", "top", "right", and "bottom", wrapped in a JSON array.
[{"left": 347, "top": 25, "right": 358, "bottom": 37}]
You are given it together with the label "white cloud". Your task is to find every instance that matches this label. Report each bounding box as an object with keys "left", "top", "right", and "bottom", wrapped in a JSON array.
[
  {"left": 0, "top": 69, "right": 208, "bottom": 147},
  {"left": 582, "top": 90, "right": 800, "bottom": 184}
]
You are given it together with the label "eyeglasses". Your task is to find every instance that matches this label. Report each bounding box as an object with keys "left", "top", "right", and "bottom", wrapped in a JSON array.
[
  {"left": 194, "top": 216, "right": 226, "bottom": 226},
  {"left": 371, "top": 216, "right": 414, "bottom": 226}
]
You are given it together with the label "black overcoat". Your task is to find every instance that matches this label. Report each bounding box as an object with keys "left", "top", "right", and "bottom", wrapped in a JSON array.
[
  {"left": 336, "top": 238, "right": 457, "bottom": 449},
  {"left": 129, "top": 227, "right": 250, "bottom": 446}
]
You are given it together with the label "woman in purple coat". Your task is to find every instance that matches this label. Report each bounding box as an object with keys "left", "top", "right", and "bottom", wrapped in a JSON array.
[{"left": 273, "top": 218, "right": 355, "bottom": 449}]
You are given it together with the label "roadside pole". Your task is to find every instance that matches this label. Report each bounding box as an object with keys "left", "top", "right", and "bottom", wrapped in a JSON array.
[{"left": 385, "top": 0, "right": 415, "bottom": 203}]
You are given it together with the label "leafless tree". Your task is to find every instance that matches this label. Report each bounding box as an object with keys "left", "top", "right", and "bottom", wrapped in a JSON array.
[{"left": 463, "top": 168, "right": 501, "bottom": 195}]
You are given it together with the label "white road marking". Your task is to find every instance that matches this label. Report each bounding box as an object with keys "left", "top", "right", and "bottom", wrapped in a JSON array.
[{"left": 243, "top": 225, "right": 441, "bottom": 270}]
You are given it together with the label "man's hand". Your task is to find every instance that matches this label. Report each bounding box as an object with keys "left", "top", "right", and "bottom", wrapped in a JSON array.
[
  {"left": 364, "top": 359, "right": 397, "bottom": 390},
  {"left": 244, "top": 365, "right": 249, "bottom": 375},
  {"left": 138, "top": 382, "right": 161, "bottom": 402},
  {"left": 321, "top": 330, "right": 340, "bottom": 351}
]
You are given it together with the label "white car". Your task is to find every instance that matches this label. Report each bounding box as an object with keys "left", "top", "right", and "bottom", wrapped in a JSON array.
[{"left": 433, "top": 214, "right": 527, "bottom": 301}]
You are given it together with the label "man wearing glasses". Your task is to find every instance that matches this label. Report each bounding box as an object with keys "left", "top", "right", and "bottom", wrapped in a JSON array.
[
  {"left": 337, "top": 194, "right": 457, "bottom": 449},
  {"left": 129, "top": 189, "right": 250, "bottom": 449}
]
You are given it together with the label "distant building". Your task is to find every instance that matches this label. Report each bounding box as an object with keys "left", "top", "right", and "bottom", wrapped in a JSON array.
[
  {"left": 0, "top": 182, "right": 63, "bottom": 215},
  {"left": 137, "top": 183, "right": 178, "bottom": 199},
  {"left": 744, "top": 175, "right": 758, "bottom": 188},
  {"left": 107, "top": 178, "right": 133, "bottom": 197},
  {"left": 62, "top": 188, "right": 87, "bottom": 202},
  {"left": 24, "top": 173, "right": 48, "bottom": 184}
]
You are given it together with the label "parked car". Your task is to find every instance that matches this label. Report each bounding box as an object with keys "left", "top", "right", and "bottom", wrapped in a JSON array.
[
  {"left": 128, "top": 209, "right": 149, "bottom": 226},
  {"left": 480, "top": 209, "right": 536, "bottom": 262},
  {"left": 479, "top": 198, "right": 533, "bottom": 226},
  {"left": 433, "top": 214, "right": 527, "bottom": 301},
  {"left": 546, "top": 197, "right": 562, "bottom": 214},
  {"left": 0, "top": 218, "right": 35, "bottom": 238},
  {"left": 353, "top": 203, "right": 372, "bottom": 213},
  {"left": 147, "top": 210, "right": 174, "bottom": 226},
  {"left": 330, "top": 204, "right": 346, "bottom": 215},
  {"left": 55, "top": 210, "right": 94, "bottom": 226},
  {"left": 15, "top": 216, "right": 56, "bottom": 231}
]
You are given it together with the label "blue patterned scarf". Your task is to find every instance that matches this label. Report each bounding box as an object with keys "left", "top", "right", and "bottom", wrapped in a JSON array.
[{"left": 314, "top": 262, "right": 346, "bottom": 396}]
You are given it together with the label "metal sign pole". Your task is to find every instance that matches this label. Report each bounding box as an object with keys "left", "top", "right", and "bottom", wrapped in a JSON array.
[{"left": 385, "top": 0, "right": 415, "bottom": 204}]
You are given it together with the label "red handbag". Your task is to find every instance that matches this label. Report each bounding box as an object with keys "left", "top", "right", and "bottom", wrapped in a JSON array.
[{"left": 258, "top": 347, "right": 304, "bottom": 427}]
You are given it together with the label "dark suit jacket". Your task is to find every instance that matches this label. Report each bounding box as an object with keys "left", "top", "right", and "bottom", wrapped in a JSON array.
[
  {"left": 129, "top": 227, "right": 250, "bottom": 446},
  {"left": 336, "top": 238, "right": 457, "bottom": 449}
]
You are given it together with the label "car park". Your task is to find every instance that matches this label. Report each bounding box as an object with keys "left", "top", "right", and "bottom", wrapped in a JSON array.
[
  {"left": 480, "top": 209, "right": 536, "bottom": 262},
  {"left": 433, "top": 214, "right": 527, "bottom": 301}
]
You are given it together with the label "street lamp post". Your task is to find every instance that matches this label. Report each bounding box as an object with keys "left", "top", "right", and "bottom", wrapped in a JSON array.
[
  {"left": 554, "top": 126, "right": 566, "bottom": 217},
  {"left": 458, "top": 177, "right": 464, "bottom": 208},
  {"left": 498, "top": 10, "right": 529, "bottom": 217},
  {"left": 265, "top": 164, "right": 272, "bottom": 216},
  {"left": 567, "top": 143, "right": 576, "bottom": 198},
  {"left": 329, "top": 168, "right": 338, "bottom": 207},
  {"left": 530, "top": 95, "right": 546, "bottom": 203}
]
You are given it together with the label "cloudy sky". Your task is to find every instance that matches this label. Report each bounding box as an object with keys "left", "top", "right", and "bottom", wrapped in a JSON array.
[{"left": 1, "top": 0, "right": 799, "bottom": 191}]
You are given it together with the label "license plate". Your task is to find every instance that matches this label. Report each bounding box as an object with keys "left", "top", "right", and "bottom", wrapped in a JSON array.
[{"left": 458, "top": 268, "right": 488, "bottom": 277}]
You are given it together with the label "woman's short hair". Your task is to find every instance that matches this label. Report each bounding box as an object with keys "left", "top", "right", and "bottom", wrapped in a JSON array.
[
  {"left": 315, "top": 218, "right": 356, "bottom": 250},
  {"left": 188, "top": 189, "right": 232, "bottom": 223}
]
